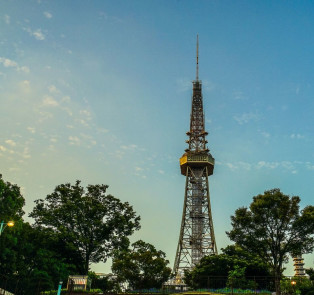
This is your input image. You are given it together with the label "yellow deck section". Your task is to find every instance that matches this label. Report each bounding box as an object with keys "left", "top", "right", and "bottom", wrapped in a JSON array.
[{"left": 180, "top": 153, "right": 214, "bottom": 176}]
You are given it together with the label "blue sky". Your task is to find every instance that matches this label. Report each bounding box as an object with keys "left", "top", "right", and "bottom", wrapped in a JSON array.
[{"left": 1, "top": 0, "right": 314, "bottom": 275}]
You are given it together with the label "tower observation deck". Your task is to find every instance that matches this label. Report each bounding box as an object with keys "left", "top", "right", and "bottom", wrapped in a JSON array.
[{"left": 172, "top": 36, "right": 218, "bottom": 284}]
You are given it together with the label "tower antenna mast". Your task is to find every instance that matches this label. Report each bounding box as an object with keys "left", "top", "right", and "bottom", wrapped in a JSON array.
[{"left": 196, "top": 34, "right": 199, "bottom": 81}]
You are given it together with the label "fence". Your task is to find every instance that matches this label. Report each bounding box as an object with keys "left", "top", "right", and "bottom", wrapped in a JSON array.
[{"left": 0, "top": 275, "right": 311, "bottom": 295}]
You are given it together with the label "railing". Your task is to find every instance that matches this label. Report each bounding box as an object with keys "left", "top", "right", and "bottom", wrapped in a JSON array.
[{"left": 0, "top": 275, "right": 312, "bottom": 295}]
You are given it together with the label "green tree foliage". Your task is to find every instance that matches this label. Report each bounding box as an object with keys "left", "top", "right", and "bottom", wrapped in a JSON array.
[
  {"left": 226, "top": 265, "right": 253, "bottom": 289},
  {"left": 184, "top": 245, "right": 271, "bottom": 289},
  {"left": 0, "top": 174, "right": 25, "bottom": 220},
  {"left": 89, "top": 272, "right": 120, "bottom": 293},
  {"left": 0, "top": 174, "right": 25, "bottom": 276},
  {"left": 112, "top": 240, "right": 172, "bottom": 290},
  {"left": 280, "top": 276, "right": 314, "bottom": 295},
  {"left": 15, "top": 224, "right": 74, "bottom": 290},
  {"left": 226, "top": 189, "right": 314, "bottom": 294},
  {"left": 30, "top": 180, "right": 141, "bottom": 274},
  {"left": 306, "top": 268, "right": 314, "bottom": 281}
]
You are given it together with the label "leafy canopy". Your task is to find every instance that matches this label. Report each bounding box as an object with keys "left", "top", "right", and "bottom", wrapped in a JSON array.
[
  {"left": 30, "top": 180, "right": 141, "bottom": 274},
  {"left": 112, "top": 240, "right": 172, "bottom": 290},
  {"left": 226, "top": 188, "right": 314, "bottom": 294},
  {"left": 184, "top": 245, "right": 271, "bottom": 289}
]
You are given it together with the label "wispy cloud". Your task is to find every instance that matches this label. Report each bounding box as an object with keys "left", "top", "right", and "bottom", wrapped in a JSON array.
[
  {"left": 121, "top": 144, "right": 138, "bottom": 150},
  {"left": 256, "top": 161, "right": 279, "bottom": 169},
  {"left": 220, "top": 160, "right": 308, "bottom": 174},
  {"left": 261, "top": 131, "right": 270, "bottom": 138},
  {"left": 4, "top": 15, "right": 10, "bottom": 25},
  {"left": 0, "top": 145, "right": 7, "bottom": 152},
  {"left": 69, "top": 136, "right": 80, "bottom": 146},
  {"left": 48, "top": 85, "right": 59, "bottom": 94},
  {"left": 44, "top": 11, "right": 53, "bottom": 19},
  {"left": 42, "top": 96, "right": 59, "bottom": 107},
  {"left": 233, "top": 90, "right": 247, "bottom": 100},
  {"left": 290, "top": 133, "right": 304, "bottom": 139},
  {"left": 0, "top": 57, "right": 30, "bottom": 73},
  {"left": 24, "top": 27, "right": 45, "bottom": 40},
  {"left": 27, "top": 127, "right": 36, "bottom": 134},
  {"left": 233, "top": 112, "right": 260, "bottom": 125},
  {"left": 5, "top": 139, "right": 16, "bottom": 147}
]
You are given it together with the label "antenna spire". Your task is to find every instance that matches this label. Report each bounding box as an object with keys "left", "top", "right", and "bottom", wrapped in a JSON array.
[{"left": 196, "top": 34, "right": 199, "bottom": 81}]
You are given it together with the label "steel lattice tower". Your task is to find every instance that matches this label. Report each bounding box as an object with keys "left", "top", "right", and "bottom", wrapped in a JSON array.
[{"left": 173, "top": 36, "right": 218, "bottom": 283}]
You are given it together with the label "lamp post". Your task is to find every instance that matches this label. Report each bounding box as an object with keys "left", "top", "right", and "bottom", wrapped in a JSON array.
[
  {"left": 291, "top": 280, "right": 296, "bottom": 295},
  {"left": 0, "top": 220, "right": 14, "bottom": 236},
  {"left": 57, "top": 281, "right": 63, "bottom": 295}
]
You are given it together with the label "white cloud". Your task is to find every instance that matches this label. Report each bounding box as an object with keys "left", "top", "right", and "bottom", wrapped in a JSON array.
[
  {"left": 98, "top": 128, "right": 109, "bottom": 134},
  {"left": 256, "top": 161, "right": 279, "bottom": 169},
  {"left": 121, "top": 144, "right": 138, "bottom": 150},
  {"left": 48, "top": 85, "right": 59, "bottom": 93},
  {"left": 19, "top": 80, "right": 31, "bottom": 93},
  {"left": 80, "top": 109, "right": 92, "bottom": 119},
  {"left": 281, "top": 161, "right": 295, "bottom": 170},
  {"left": 33, "top": 29, "right": 45, "bottom": 40},
  {"left": 4, "top": 15, "right": 10, "bottom": 24},
  {"left": 226, "top": 162, "right": 237, "bottom": 171},
  {"left": 18, "top": 66, "right": 30, "bottom": 73},
  {"left": 0, "top": 57, "right": 17, "bottom": 68},
  {"left": 158, "top": 170, "right": 165, "bottom": 174},
  {"left": 42, "top": 96, "right": 59, "bottom": 107},
  {"left": 44, "top": 11, "right": 53, "bottom": 19},
  {"left": 27, "top": 127, "right": 36, "bottom": 134},
  {"left": 238, "top": 161, "right": 251, "bottom": 170},
  {"left": 69, "top": 136, "right": 80, "bottom": 145},
  {"left": 5, "top": 139, "right": 16, "bottom": 147},
  {"left": 233, "top": 112, "right": 260, "bottom": 125},
  {"left": 261, "top": 132, "right": 270, "bottom": 138},
  {"left": 290, "top": 133, "right": 304, "bottom": 139},
  {"left": 62, "top": 96, "right": 71, "bottom": 103},
  {"left": 306, "top": 162, "right": 314, "bottom": 170},
  {"left": 0, "top": 145, "right": 7, "bottom": 152},
  {"left": 0, "top": 57, "right": 30, "bottom": 73},
  {"left": 233, "top": 91, "right": 247, "bottom": 100},
  {"left": 22, "top": 147, "right": 31, "bottom": 159},
  {"left": 24, "top": 27, "right": 45, "bottom": 40}
]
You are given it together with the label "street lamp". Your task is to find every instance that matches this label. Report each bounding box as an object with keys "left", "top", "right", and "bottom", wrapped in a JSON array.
[
  {"left": 0, "top": 220, "right": 14, "bottom": 236},
  {"left": 291, "top": 280, "right": 296, "bottom": 295}
]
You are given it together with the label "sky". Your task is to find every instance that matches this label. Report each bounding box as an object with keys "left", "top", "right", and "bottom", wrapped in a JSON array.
[{"left": 1, "top": 0, "right": 314, "bottom": 275}]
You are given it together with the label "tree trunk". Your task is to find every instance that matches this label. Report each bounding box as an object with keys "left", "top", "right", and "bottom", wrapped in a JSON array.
[{"left": 274, "top": 269, "right": 281, "bottom": 295}]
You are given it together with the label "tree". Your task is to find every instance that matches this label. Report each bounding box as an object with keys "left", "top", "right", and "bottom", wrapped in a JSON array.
[
  {"left": 112, "top": 240, "right": 172, "bottom": 290},
  {"left": 13, "top": 223, "right": 75, "bottom": 293},
  {"left": 30, "top": 181, "right": 141, "bottom": 274},
  {"left": 184, "top": 245, "right": 271, "bottom": 289},
  {"left": 0, "top": 174, "right": 25, "bottom": 221},
  {"left": 226, "top": 189, "right": 314, "bottom": 294},
  {"left": 306, "top": 268, "right": 314, "bottom": 281},
  {"left": 0, "top": 174, "right": 25, "bottom": 276}
]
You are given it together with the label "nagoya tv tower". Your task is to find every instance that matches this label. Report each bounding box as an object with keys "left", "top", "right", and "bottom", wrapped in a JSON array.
[{"left": 173, "top": 36, "right": 218, "bottom": 283}]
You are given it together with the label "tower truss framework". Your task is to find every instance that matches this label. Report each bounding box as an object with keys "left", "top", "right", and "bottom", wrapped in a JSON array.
[{"left": 172, "top": 36, "right": 218, "bottom": 283}]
